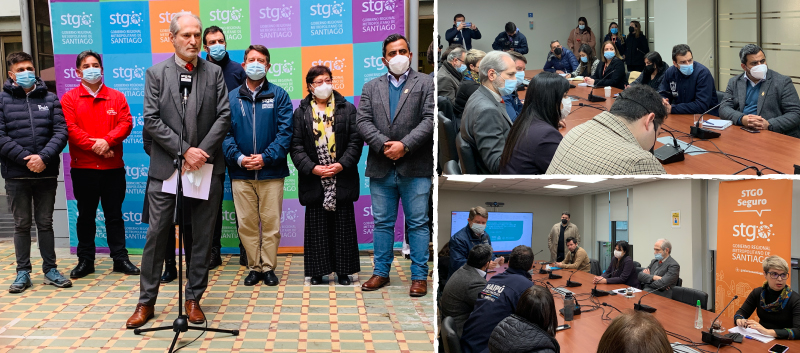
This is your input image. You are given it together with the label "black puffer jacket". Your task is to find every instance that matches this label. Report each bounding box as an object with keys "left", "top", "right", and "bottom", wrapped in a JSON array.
[
  {"left": 0, "top": 78, "right": 67, "bottom": 179},
  {"left": 290, "top": 90, "right": 363, "bottom": 206},
  {"left": 488, "top": 314, "right": 560, "bottom": 353}
]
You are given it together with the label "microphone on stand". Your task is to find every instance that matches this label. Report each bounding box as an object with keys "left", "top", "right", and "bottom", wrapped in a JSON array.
[
  {"left": 179, "top": 72, "right": 194, "bottom": 103},
  {"left": 701, "top": 295, "right": 739, "bottom": 347},
  {"left": 633, "top": 284, "right": 671, "bottom": 313},
  {"left": 588, "top": 69, "right": 616, "bottom": 102},
  {"left": 592, "top": 282, "right": 610, "bottom": 297},
  {"left": 565, "top": 270, "right": 582, "bottom": 287},
  {"left": 690, "top": 97, "right": 731, "bottom": 139},
  {"left": 654, "top": 127, "right": 685, "bottom": 165}
]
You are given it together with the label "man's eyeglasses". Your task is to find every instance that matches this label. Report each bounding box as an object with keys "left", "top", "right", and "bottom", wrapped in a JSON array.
[{"left": 767, "top": 271, "right": 788, "bottom": 280}]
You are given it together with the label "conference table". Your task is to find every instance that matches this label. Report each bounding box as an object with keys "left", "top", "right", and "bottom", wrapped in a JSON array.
[
  {"left": 523, "top": 69, "right": 800, "bottom": 175},
  {"left": 488, "top": 264, "right": 800, "bottom": 352}
]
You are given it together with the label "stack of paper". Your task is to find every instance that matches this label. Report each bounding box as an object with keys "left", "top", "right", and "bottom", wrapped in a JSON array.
[
  {"left": 728, "top": 326, "right": 775, "bottom": 343},
  {"left": 703, "top": 119, "right": 733, "bottom": 130}
]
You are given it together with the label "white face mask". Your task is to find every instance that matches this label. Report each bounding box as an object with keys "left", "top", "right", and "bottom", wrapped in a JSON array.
[
  {"left": 561, "top": 97, "right": 572, "bottom": 119},
  {"left": 313, "top": 83, "right": 333, "bottom": 100},
  {"left": 387, "top": 54, "right": 410, "bottom": 75},
  {"left": 614, "top": 250, "right": 623, "bottom": 259},
  {"left": 749, "top": 64, "right": 767, "bottom": 81},
  {"left": 470, "top": 223, "right": 486, "bottom": 235}
]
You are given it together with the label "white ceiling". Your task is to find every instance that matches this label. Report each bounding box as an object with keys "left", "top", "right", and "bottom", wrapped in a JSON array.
[{"left": 437, "top": 176, "right": 658, "bottom": 197}]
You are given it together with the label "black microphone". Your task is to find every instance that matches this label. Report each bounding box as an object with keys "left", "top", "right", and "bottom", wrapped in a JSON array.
[
  {"left": 592, "top": 282, "right": 610, "bottom": 297},
  {"left": 601, "top": 302, "right": 622, "bottom": 313},
  {"left": 578, "top": 102, "right": 607, "bottom": 111},
  {"left": 588, "top": 69, "right": 615, "bottom": 102},
  {"left": 548, "top": 271, "right": 563, "bottom": 279},
  {"left": 690, "top": 97, "right": 731, "bottom": 139},
  {"left": 701, "top": 295, "right": 739, "bottom": 347},
  {"left": 565, "top": 270, "right": 581, "bottom": 287},
  {"left": 179, "top": 72, "right": 194, "bottom": 103},
  {"left": 538, "top": 262, "right": 549, "bottom": 274},
  {"left": 633, "top": 283, "right": 671, "bottom": 313},
  {"left": 654, "top": 127, "right": 685, "bottom": 165}
]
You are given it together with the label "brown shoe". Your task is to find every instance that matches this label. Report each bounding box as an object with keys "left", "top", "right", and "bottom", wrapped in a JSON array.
[
  {"left": 361, "top": 275, "right": 390, "bottom": 291},
  {"left": 409, "top": 280, "right": 428, "bottom": 297},
  {"left": 126, "top": 303, "right": 154, "bottom": 329},
  {"left": 185, "top": 299, "right": 205, "bottom": 324}
]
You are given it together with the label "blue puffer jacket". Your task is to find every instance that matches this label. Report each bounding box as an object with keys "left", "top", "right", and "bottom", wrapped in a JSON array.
[
  {"left": 0, "top": 78, "right": 67, "bottom": 179},
  {"left": 223, "top": 80, "right": 293, "bottom": 180}
]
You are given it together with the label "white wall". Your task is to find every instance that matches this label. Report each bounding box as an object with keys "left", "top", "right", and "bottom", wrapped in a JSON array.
[
  {"left": 570, "top": 194, "right": 595, "bottom": 257},
  {"left": 0, "top": 0, "right": 19, "bottom": 17},
  {"left": 436, "top": 0, "right": 601, "bottom": 67},
  {"left": 653, "top": 0, "right": 716, "bottom": 81}
]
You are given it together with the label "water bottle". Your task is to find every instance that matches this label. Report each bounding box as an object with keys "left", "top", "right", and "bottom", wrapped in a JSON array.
[
  {"left": 564, "top": 293, "right": 575, "bottom": 322},
  {"left": 694, "top": 299, "right": 703, "bottom": 329}
]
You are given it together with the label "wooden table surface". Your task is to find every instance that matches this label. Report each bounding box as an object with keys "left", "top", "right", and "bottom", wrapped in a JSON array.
[
  {"left": 522, "top": 69, "right": 800, "bottom": 175},
  {"left": 487, "top": 264, "right": 800, "bottom": 352}
]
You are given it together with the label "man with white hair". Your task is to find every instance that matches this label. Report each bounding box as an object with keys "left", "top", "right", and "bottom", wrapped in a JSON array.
[
  {"left": 459, "top": 51, "right": 516, "bottom": 174},
  {"left": 638, "top": 238, "right": 680, "bottom": 299},
  {"left": 437, "top": 46, "right": 466, "bottom": 103},
  {"left": 126, "top": 12, "right": 231, "bottom": 328}
]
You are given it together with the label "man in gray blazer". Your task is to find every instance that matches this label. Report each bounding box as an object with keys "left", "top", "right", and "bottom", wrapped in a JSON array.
[
  {"left": 437, "top": 46, "right": 465, "bottom": 104},
  {"left": 460, "top": 51, "right": 515, "bottom": 174},
  {"left": 720, "top": 44, "right": 800, "bottom": 138},
  {"left": 357, "top": 34, "right": 434, "bottom": 297},
  {"left": 126, "top": 12, "right": 231, "bottom": 329},
  {"left": 638, "top": 238, "right": 680, "bottom": 299},
  {"left": 441, "top": 244, "right": 492, "bottom": 336}
]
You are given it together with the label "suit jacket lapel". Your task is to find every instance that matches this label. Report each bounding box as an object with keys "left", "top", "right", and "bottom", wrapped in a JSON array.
[
  {"left": 480, "top": 86, "right": 512, "bottom": 124},
  {"left": 738, "top": 74, "right": 747, "bottom": 112},
  {"left": 377, "top": 75, "right": 391, "bottom": 123},
  {"left": 196, "top": 60, "right": 207, "bottom": 114},
  {"left": 757, "top": 72, "right": 772, "bottom": 116},
  {"left": 168, "top": 57, "right": 183, "bottom": 116},
  {"left": 393, "top": 71, "right": 419, "bottom": 119}
]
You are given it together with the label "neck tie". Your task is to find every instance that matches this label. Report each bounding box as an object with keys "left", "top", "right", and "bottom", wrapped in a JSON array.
[{"left": 185, "top": 63, "right": 194, "bottom": 72}]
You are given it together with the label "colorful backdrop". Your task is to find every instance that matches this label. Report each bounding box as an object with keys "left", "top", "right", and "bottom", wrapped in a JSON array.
[
  {"left": 49, "top": 0, "right": 406, "bottom": 254},
  {"left": 716, "top": 179, "right": 792, "bottom": 319}
]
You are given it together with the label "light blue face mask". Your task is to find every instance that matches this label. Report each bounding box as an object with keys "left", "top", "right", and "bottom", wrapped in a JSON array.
[
  {"left": 579, "top": 24, "right": 585, "bottom": 30},
  {"left": 679, "top": 63, "right": 694, "bottom": 76},
  {"left": 610, "top": 27, "right": 618, "bottom": 34},
  {"left": 603, "top": 51, "right": 616, "bottom": 60},
  {"left": 581, "top": 56, "right": 588, "bottom": 63},
  {"left": 515, "top": 71, "right": 525, "bottom": 82},
  {"left": 14, "top": 71, "right": 35, "bottom": 89},
  {"left": 457, "top": 64, "right": 467, "bottom": 73},
  {"left": 208, "top": 44, "right": 226, "bottom": 61},
  {"left": 654, "top": 253, "right": 664, "bottom": 261},
  {"left": 498, "top": 76, "right": 517, "bottom": 96},
  {"left": 81, "top": 67, "right": 102, "bottom": 83},
  {"left": 245, "top": 62, "right": 266, "bottom": 80}
]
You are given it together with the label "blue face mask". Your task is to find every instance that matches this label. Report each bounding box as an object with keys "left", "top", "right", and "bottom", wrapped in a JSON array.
[
  {"left": 245, "top": 62, "right": 266, "bottom": 80},
  {"left": 498, "top": 76, "right": 517, "bottom": 96},
  {"left": 581, "top": 56, "right": 588, "bottom": 63},
  {"left": 208, "top": 44, "right": 226, "bottom": 61},
  {"left": 515, "top": 71, "right": 525, "bottom": 82},
  {"left": 579, "top": 24, "right": 585, "bottom": 30},
  {"left": 610, "top": 27, "right": 618, "bottom": 34},
  {"left": 81, "top": 67, "right": 102, "bottom": 84},
  {"left": 14, "top": 71, "right": 35, "bottom": 89},
  {"left": 654, "top": 253, "right": 664, "bottom": 261},
  {"left": 679, "top": 63, "right": 694, "bottom": 76},
  {"left": 457, "top": 64, "right": 467, "bottom": 73},
  {"left": 603, "top": 51, "right": 616, "bottom": 60}
]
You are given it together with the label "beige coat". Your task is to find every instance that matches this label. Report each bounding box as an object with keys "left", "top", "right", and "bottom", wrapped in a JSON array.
[
  {"left": 561, "top": 246, "right": 591, "bottom": 272},
  {"left": 567, "top": 28, "right": 597, "bottom": 56},
  {"left": 548, "top": 222, "right": 581, "bottom": 262}
]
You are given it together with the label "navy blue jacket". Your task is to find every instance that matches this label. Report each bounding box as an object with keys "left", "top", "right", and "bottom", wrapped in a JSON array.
[
  {"left": 658, "top": 61, "right": 719, "bottom": 116},
  {"left": 461, "top": 267, "right": 535, "bottom": 353},
  {"left": 448, "top": 225, "right": 494, "bottom": 280},
  {"left": 543, "top": 50, "right": 579, "bottom": 74},
  {"left": 445, "top": 26, "right": 482, "bottom": 50},
  {"left": 492, "top": 31, "right": 529, "bottom": 55},
  {"left": 223, "top": 80, "right": 293, "bottom": 180},
  {"left": 208, "top": 52, "right": 246, "bottom": 93},
  {"left": 503, "top": 90, "right": 523, "bottom": 122},
  {"left": 0, "top": 78, "right": 67, "bottom": 179}
]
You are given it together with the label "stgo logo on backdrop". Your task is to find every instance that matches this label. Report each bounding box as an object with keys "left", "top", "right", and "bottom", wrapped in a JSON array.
[
  {"left": 266, "top": 48, "right": 302, "bottom": 100},
  {"left": 200, "top": 0, "right": 251, "bottom": 49},
  {"left": 104, "top": 54, "right": 152, "bottom": 105},
  {"left": 301, "top": 0, "right": 353, "bottom": 46},
  {"left": 51, "top": 3, "right": 102, "bottom": 53},
  {"left": 251, "top": 0, "right": 300, "bottom": 48},
  {"left": 148, "top": 1, "right": 200, "bottom": 53},
  {"left": 101, "top": 2, "right": 151, "bottom": 53},
  {"left": 353, "top": 0, "right": 404, "bottom": 43},
  {"left": 123, "top": 104, "right": 145, "bottom": 149},
  {"left": 352, "top": 42, "right": 384, "bottom": 96},
  {"left": 303, "top": 44, "right": 354, "bottom": 96}
]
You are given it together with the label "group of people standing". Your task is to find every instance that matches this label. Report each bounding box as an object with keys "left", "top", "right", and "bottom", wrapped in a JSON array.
[{"left": 0, "top": 11, "right": 434, "bottom": 330}]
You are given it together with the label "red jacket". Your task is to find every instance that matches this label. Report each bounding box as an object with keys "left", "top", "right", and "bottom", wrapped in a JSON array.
[{"left": 62, "top": 84, "right": 132, "bottom": 170}]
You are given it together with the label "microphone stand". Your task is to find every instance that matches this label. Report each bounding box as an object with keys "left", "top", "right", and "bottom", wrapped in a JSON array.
[
  {"left": 654, "top": 128, "right": 685, "bottom": 164},
  {"left": 690, "top": 98, "right": 731, "bottom": 139},
  {"left": 134, "top": 76, "right": 239, "bottom": 352},
  {"left": 701, "top": 295, "right": 739, "bottom": 347}
]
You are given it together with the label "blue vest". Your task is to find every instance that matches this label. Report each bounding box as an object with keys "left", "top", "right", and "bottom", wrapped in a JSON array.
[
  {"left": 388, "top": 79, "right": 406, "bottom": 122},
  {"left": 743, "top": 81, "right": 762, "bottom": 116}
]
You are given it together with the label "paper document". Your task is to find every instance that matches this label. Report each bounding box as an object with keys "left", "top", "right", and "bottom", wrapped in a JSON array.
[
  {"left": 577, "top": 83, "right": 589, "bottom": 87},
  {"left": 728, "top": 326, "right": 775, "bottom": 343},
  {"left": 703, "top": 119, "right": 733, "bottom": 130},
  {"left": 161, "top": 163, "right": 213, "bottom": 200}
]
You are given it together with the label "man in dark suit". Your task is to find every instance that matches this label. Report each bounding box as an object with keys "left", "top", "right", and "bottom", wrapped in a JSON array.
[
  {"left": 441, "top": 244, "right": 492, "bottom": 336},
  {"left": 357, "top": 34, "right": 434, "bottom": 297},
  {"left": 126, "top": 12, "right": 231, "bottom": 329},
  {"left": 638, "top": 238, "right": 680, "bottom": 299},
  {"left": 720, "top": 44, "right": 800, "bottom": 138}
]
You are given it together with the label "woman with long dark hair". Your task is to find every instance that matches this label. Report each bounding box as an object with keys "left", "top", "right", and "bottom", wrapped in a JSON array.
[
  {"left": 499, "top": 72, "right": 570, "bottom": 174},
  {"left": 593, "top": 240, "right": 639, "bottom": 287},
  {"left": 603, "top": 22, "right": 627, "bottom": 59},
  {"left": 567, "top": 16, "right": 596, "bottom": 56},
  {"left": 488, "top": 285, "right": 561, "bottom": 353},
  {"left": 566, "top": 44, "right": 599, "bottom": 79},
  {"left": 631, "top": 51, "right": 668, "bottom": 90}
]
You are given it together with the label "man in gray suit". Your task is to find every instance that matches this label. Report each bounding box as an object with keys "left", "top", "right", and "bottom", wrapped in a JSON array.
[
  {"left": 357, "top": 34, "right": 434, "bottom": 297},
  {"left": 638, "top": 238, "right": 680, "bottom": 299},
  {"left": 441, "top": 244, "right": 492, "bottom": 336},
  {"left": 126, "top": 12, "right": 231, "bottom": 329},
  {"left": 720, "top": 44, "right": 800, "bottom": 138},
  {"left": 437, "top": 46, "right": 465, "bottom": 104},
  {"left": 460, "top": 51, "right": 515, "bottom": 174}
]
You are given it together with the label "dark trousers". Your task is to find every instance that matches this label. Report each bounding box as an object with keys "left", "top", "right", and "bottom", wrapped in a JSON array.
[
  {"left": 71, "top": 168, "right": 129, "bottom": 262},
  {"left": 6, "top": 178, "right": 58, "bottom": 273},
  {"left": 303, "top": 202, "right": 360, "bottom": 277}
]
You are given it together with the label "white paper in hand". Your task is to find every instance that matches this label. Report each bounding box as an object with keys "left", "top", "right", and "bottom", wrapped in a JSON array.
[
  {"left": 161, "top": 163, "right": 213, "bottom": 200},
  {"left": 728, "top": 326, "right": 775, "bottom": 343}
]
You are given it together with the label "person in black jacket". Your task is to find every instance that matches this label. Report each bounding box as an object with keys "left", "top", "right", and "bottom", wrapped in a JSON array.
[
  {"left": 2, "top": 52, "right": 71, "bottom": 293},
  {"left": 585, "top": 41, "right": 627, "bottom": 89},
  {"left": 489, "top": 285, "right": 560, "bottom": 353},
  {"left": 603, "top": 22, "right": 626, "bottom": 60},
  {"left": 734, "top": 255, "right": 800, "bottom": 340},
  {"left": 500, "top": 72, "right": 569, "bottom": 174},
  {"left": 631, "top": 52, "right": 668, "bottom": 91},
  {"left": 624, "top": 21, "right": 649, "bottom": 72},
  {"left": 594, "top": 240, "right": 639, "bottom": 288},
  {"left": 446, "top": 14, "right": 482, "bottom": 50},
  {"left": 291, "top": 65, "right": 363, "bottom": 286},
  {"left": 492, "top": 22, "right": 529, "bottom": 55}
]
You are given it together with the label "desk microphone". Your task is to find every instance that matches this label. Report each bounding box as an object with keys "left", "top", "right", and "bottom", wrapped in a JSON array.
[
  {"left": 565, "top": 270, "right": 582, "bottom": 287},
  {"left": 690, "top": 97, "right": 731, "bottom": 139},
  {"left": 701, "top": 295, "right": 739, "bottom": 347},
  {"left": 654, "top": 128, "right": 685, "bottom": 164},
  {"left": 179, "top": 72, "right": 194, "bottom": 103},
  {"left": 548, "top": 271, "right": 563, "bottom": 279},
  {"left": 633, "top": 284, "right": 671, "bottom": 313},
  {"left": 592, "top": 282, "right": 610, "bottom": 297},
  {"left": 588, "top": 69, "right": 616, "bottom": 102}
]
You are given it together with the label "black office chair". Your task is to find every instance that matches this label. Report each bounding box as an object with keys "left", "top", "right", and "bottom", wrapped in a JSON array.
[
  {"left": 444, "top": 160, "right": 461, "bottom": 175},
  {"left": 633, "top": 261, "right": 641, "bottom": 269},
  {"left": 442, "top": 316, "right": 462, "bottom": 353},
  {"left": 676, "top": 277, "right": 683, "bottom": 287},
  {"left": 716, "top": 90, "right": 727, "bottom": 104},
  {"left": 671, "top": 286, "right": 709, "bottom": 310},
  {"left": 438, "top": 96, "right": 459, "bottom": 135},
  {"left": 456, "top": 134, "right": 479, "bottom": 174},
  {"left": 438, "top": 112, "right": 458, "bottom": 164},
  {"left": 589, "top": 258, "right": 601, "bottom": 276}
]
